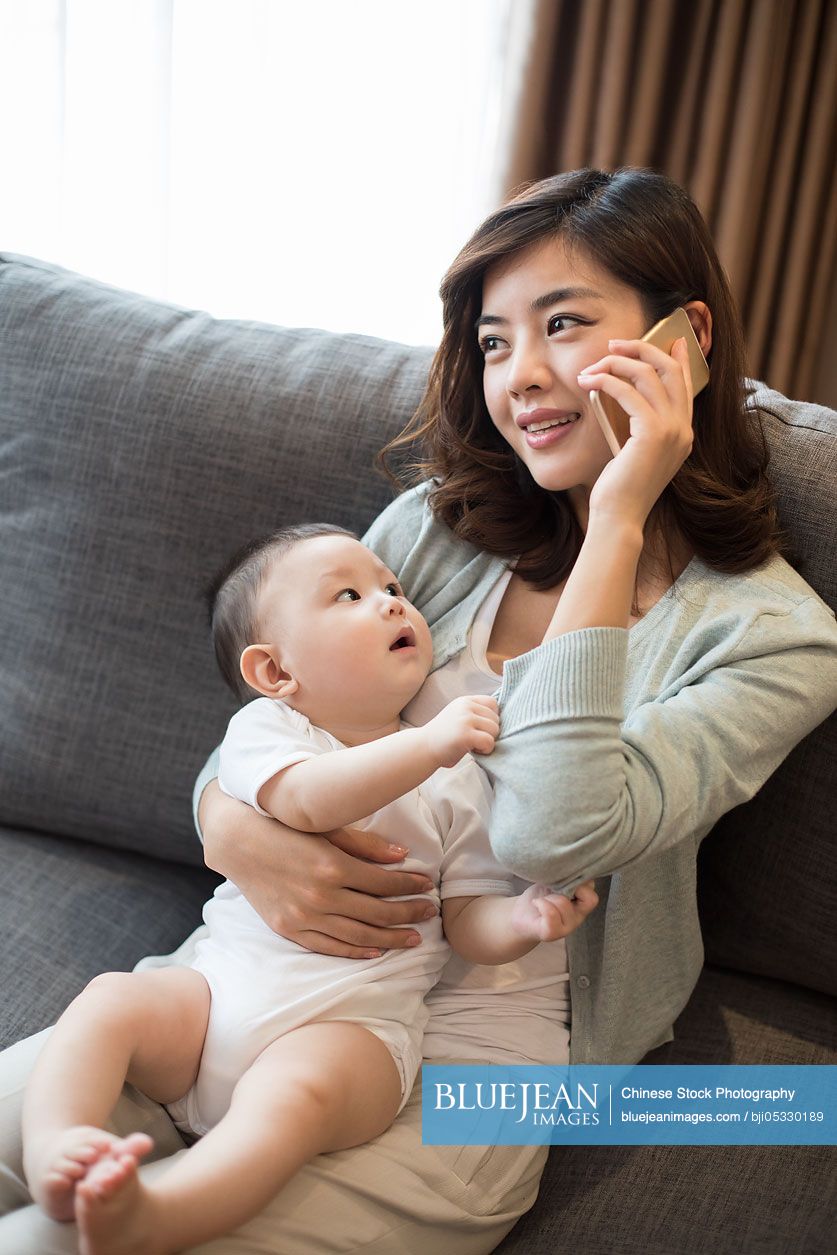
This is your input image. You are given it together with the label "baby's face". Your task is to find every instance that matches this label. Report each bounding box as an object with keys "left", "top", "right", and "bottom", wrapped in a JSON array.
[{"left": 255, "top": 535, "right": 434, "bottom": 728}]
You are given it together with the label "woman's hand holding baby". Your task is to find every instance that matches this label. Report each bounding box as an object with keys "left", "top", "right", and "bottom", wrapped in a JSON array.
[
  {"left": 510, "top": 881, "right": 599, "bottom": 942},
  {"left": 200, "top": 782, "right": 436, "bottom": 958},
  {"left": 423, "top": 695, "right": 500, "bottom": 768}
]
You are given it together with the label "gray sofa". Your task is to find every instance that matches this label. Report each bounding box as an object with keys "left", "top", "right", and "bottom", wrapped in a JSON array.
[{"left": 1, "top": 253, "right": 834, "bottom": 1254}]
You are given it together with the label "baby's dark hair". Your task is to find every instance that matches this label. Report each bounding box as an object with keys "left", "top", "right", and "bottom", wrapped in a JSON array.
[{"left": 205, "top": 523, "right": 357, "bottom": 703}]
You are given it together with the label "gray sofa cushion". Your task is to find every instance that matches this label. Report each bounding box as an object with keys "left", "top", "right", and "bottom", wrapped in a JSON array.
[
  {"left": 500, "top": 1143, "right": 834, "bottom": 1255},
  {"left": 745, "top": 383, "right": 836, "bottom": 609},
  {"left": 0, "top": 253, "right": 433, "bottom": 864},
  {"left": 697, "top": 388, "right": 837, "bottom": 996},
  {"left": 0, "top": 825, "right": 220, "bottom": 1048}
]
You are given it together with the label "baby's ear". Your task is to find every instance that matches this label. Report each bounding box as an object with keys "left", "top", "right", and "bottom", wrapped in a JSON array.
[{"left": 240, "top": 645, "right": 299, "bottom": 700}]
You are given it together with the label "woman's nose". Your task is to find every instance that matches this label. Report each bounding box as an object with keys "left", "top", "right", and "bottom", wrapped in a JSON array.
[{"left": 506, "top": 339, "right": 552, "bottom": 396}]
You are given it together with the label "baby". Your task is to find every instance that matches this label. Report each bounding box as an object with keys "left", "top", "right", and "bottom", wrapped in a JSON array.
[{"left": 22, "top": 523, "right": 596, "bottom": 1255}]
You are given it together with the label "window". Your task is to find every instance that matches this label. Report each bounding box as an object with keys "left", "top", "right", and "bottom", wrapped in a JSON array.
[{"left": 2, "top": 0, "right": 511, "bottom": 345}]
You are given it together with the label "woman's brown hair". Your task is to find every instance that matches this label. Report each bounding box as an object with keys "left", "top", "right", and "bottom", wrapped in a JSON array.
[{"left": 379, "top": 168, "right": 783, "bottom": 591}]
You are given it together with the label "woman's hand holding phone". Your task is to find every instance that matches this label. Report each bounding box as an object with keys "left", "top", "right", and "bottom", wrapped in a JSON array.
[
  {"left": 586, "top": 307, "right": 709, "bottom": 455},
  {"left": 542, "top": 331, "right": 698, "bottom": 641},
  {"left": 578, "top": 334, "right": 695, "bottom": 531}
]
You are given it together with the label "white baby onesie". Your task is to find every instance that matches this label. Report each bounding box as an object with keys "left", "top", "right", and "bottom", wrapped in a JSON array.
[{"left": 165, "top": 698, "right": 513, "bottom": 1136}]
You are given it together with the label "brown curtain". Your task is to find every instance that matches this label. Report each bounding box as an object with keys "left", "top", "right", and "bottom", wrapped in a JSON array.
[{"left": 489, "top": 0, "right": 837, "bottom": 405}]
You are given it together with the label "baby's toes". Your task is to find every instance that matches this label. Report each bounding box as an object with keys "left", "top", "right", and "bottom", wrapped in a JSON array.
[
  {"left": 79, "top": 1154, "right": 132, "bottom": 1201},
  {"left": 51, "top": 1156, "right": 88, "bottom": 1181},
  {"left": 39, "top": 1162, "right": 87, "bottom": 1222},
  {"left": 114, "top": 1131, "right": 154, "bottom": 1159},
  {"left": 68, "top": 1142, "right": 104, "bottom": 1168}
]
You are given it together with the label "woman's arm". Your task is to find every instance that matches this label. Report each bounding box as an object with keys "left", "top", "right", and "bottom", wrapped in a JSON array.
[
  {"left": 484, "top": 589, "right": 837, "bottom": 890},
  {"left": 198, "top": 781, "right": 438, "bottom": 957},
  {"left": 545, "top": 336, "right": 692, "bottom": 638}
]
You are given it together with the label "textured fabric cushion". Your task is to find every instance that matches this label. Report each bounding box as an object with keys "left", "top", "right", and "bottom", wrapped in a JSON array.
[
  {"left": 745, "top": 382, "right": 836, "bottom": 610},
  {"left": 500, "top": 1144, "right": 834, "bottom": 1255},
  {"left": 697, "top": 384, "right": 837, "bottom": 996},
  {"left": 0, "top": 254, "right": 433, "bottom": 864},
  {"left": 0, "top": 825, "right": 220, "bottom": 1049},
  {"left": 497, "top": 965, "right": 837, "bottom": 1254}
]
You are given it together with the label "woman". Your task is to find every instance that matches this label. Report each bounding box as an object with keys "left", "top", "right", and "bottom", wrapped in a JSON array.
[{"left": 2, "top": 167, "right": 835, "bottom": 1253}]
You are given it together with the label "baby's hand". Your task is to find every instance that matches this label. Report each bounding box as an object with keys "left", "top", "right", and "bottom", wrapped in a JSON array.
[
  {"left": 511, "top": 881, "right": 599, "bottom": 942},
  {"left": 424, "top": 695, "right": 500, "bottom": 768}
]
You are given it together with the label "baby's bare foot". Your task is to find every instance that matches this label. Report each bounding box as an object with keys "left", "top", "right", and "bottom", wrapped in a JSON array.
[
  {"left": 28, "top": 1127, "right": 152, "bottom": 1221},
  {"left": 76, "top": 1144, "right": 161, "bottom": 1255}
]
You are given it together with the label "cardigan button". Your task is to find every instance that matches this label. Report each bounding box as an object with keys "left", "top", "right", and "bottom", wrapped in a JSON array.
[{"left": 577, "top": 975, "right": 591, "bottom": 989}]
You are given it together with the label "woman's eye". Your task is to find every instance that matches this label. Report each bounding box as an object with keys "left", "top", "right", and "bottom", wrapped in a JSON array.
[
  {"left": 478, "top": 334, "right": 503, "bottom": 356},
  {"left": 336, "top": 588, "right": 360, "bottom": 602},
  {"left": 548, "top": 315, "right": 581, "bottom": 334}
]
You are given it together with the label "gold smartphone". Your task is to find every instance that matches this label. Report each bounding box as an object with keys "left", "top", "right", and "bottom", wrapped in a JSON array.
[{"left": 590, "top": 307, "right": 710, "bottom": 457}]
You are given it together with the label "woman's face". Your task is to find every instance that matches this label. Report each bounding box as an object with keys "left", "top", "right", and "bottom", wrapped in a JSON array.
[{"left": 478, "top": 236, "right": 650, "bottom": 506}]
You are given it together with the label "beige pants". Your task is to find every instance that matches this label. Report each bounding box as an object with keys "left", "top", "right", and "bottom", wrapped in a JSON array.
[{"left": 0, "top": 1028, "right": 547, "bottom": 1253}]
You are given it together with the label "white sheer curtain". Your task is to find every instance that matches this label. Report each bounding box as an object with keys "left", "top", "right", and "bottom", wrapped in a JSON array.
[{"left": 1, "top": 0, "right": 511, "bottom": 346}]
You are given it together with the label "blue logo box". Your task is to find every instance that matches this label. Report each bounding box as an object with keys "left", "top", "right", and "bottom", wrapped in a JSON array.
[{"left": 421, "top": 1065, "right": 837, "bottom": 1145}]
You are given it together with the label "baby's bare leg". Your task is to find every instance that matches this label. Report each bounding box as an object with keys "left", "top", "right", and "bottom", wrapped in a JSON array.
[
  {"left": 74, "top": 1021, "right": 403, "bottom": 1255},
  {"left": 23, "top": 968, "right": 210, "bottom": 1221}
]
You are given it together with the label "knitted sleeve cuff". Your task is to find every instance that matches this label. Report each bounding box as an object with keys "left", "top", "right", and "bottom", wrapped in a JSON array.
[{"left": 497, "top": 627, "right": 628, "bottom": 731}]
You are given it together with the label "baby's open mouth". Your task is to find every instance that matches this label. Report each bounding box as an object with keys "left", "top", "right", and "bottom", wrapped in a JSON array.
[{"left": 390, "top": 626, "right": 416, "bottom": 650}]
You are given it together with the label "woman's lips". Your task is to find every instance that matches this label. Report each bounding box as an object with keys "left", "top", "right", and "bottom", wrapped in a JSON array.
[{"left": 517, "top": 409, "right": 582, "bottom": 449}]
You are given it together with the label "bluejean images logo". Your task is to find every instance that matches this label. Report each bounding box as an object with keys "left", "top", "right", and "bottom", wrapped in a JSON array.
[
  {"left": 421, "top": 1065, "right": 837, "bottom": 1146},
  {"left": 433, "top": 1075, "right": 600, "bottom": 1127}
]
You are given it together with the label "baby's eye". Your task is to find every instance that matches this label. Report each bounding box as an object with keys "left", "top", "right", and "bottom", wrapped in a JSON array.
[
  {"left": 384, "top": 583, "right": 401, "bottom": 597},
  {"left": 336, "top": 588, "right": 360, "bottom": 602}
]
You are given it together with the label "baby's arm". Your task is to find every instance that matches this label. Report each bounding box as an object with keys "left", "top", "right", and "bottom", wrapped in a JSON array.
[
  {"left": 441, "top": 881, "right": 599, "bottom": 964},
  {"left": 259, "top": 696, "right": 499, "bottom": 831}
]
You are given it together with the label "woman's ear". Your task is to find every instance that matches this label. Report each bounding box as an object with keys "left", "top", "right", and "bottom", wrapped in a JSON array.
[
  {"left": 239, "top": 645, "right": 299, "bottom": 701},
  {"left": 683, "top": 301, "right": 713, "bottom": 358}
]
